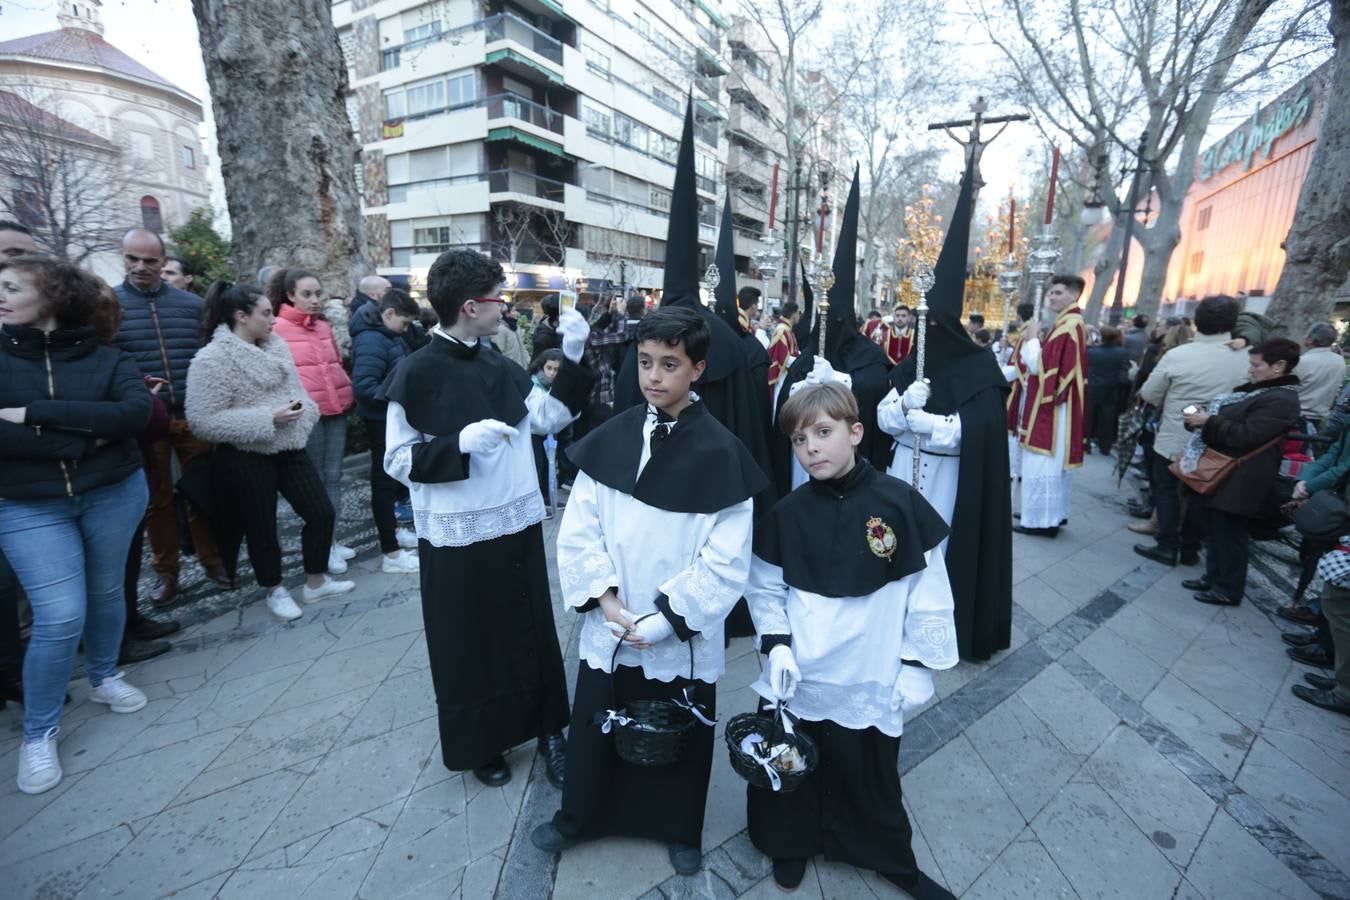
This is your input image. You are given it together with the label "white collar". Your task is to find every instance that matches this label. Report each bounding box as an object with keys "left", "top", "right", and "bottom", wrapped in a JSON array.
[{"left": 433, "top": 325, "right": 479, "bottom": 347}]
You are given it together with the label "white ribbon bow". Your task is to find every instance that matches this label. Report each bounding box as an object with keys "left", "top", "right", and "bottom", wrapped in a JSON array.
[
  {"left": 598, "top": 709, "right": 634, "bottom": 734},
  {"left": 674, "top": 687, "right": 717, "bottom": 727}
]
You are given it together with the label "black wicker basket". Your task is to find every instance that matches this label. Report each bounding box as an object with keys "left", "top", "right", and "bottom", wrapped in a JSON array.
[
  {"left": 725, "top": 704, "right": 818, "bottom": 793},
  {"left": 597, "top": 615, "right": 710, "bottom": 768}
]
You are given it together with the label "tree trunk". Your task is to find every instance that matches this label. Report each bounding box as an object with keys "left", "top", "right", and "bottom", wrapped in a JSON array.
[
  {"left": 1265, "top": 0, "right": 1350, "bottom": 338},
  {"left": 192, "top": 0, "right": 370, "bottom": 295},
  {"left": 1132, "top": 198, "right": 1184, "bottom": 323},
  {"left": 1083, "top": 222, "right": 1125, "bottom": 322}
]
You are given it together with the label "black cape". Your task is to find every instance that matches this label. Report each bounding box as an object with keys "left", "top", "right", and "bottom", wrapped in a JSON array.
[
  {"left": 755, "top": 460, "right": 948, "bottom": 598},
  {"left": 891, "top": 332, "right": 1013, "bottom": 661},
  {"left": 565, "top": 400, "right": 769, "bottom": 514},
  {"left": 378, "top": 333, "right": 592, "bottom": 435}
]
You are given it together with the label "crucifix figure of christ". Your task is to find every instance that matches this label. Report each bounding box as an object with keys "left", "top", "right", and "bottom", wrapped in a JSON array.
[{"left": 927, "top": 96, "right": 1030, "bottom": 211}]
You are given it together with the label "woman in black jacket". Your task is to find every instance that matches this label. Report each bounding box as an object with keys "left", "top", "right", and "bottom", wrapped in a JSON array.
[
  {"left": 1180, "top": 338, "right": 1302, "bottom": 606},
  {"left": 1086, "top": 326, "right": 1130, "bottom": 455},
  {"left": 0, "top": 256, "right": 153, "bottom": 796}
]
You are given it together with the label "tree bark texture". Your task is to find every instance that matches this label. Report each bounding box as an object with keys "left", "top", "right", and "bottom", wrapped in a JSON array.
[
  {"left": 192, "top": 0, "right": 370, "bottom": 296},
  {"left": 1266, "top": 0, "right": 1350, "bottom": 338}
]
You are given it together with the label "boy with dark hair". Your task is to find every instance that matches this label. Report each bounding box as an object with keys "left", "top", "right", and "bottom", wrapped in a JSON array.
[
  {"left": 746, "top": 382, "right": 956, "bottom": 897},
  {"left": 382, "top": 248, "right": 595, "bottom": 788},
  {"left": 352, "top": 287, "right": 422, "bottom": 571},
  {"left": 531, "top": 306, "right": 767, "bottom": 876}
]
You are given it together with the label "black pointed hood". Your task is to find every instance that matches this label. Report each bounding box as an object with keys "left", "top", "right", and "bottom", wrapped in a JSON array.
[
  {"left": 661, "top": 97, "right": 701, "bottom": 309},
  {"left": 824, "top": 166, "right": 866, "bottom": 369},
  {"left": 890, "top": 153, "right": 1007, "bottom": 413},
  {"left": 655, "top": 93, "right": 742, "bottom": 382},
  {"left": 713, "top": 190, "right": 742, "bottom": 334}
]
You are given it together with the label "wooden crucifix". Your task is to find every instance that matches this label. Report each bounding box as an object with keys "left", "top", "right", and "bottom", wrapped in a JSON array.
[{"left": 927, "top": 96, "right": 1030, "bottom": 210}]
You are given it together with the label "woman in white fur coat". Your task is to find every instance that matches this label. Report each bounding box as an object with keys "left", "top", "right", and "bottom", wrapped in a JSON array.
[{"left": 185, "top": 281, "right": 356, "bottom": 621}]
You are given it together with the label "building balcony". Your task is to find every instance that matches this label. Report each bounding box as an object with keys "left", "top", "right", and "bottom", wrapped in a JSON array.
[
  {"left": 728, "top": 104, "right": 777, "bottom": 151},
  {"left": 727, "top": 145, "right": 772, "bottom": 186},
  {"left": 485, "top": 92, "right": 564, "bottom": 135},
  {"left": 487, "top": 168, "right": 567, "bottom": 206},
  {"left": 733, "top": 227, "right": 765, "bottom": 259},
  {"left": 484, "top": 12, "right": 563, "bottom": 65}
]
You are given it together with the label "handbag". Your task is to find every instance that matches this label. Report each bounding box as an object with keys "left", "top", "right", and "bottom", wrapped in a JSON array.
[
  {"left": 1293, "top": 490, "right": 1350, "bottom": 542},
  {"left": 1168, "top": 433, "right": 1284, "bottom": 496}
]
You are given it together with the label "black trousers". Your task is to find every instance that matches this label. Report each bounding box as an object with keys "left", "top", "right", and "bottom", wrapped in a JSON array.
[
  {"left": 1202, "top": 506, "right": 1251, "bottom": 601},
  {"left": 1085, "top": 388, "right": 1119, "bottom": 454},
  {"left": 217, "top": 446, "right": 334, "bottom": 587},
  {"left": 123, "top": 517, "right": 151, "bottom": 627},
  {"left": 365, "top": 418, "right": 401, "bottom": 554},
  {"left": 553, "top": 662, "right": 716, "bottom": 847},
  {"left": 1151, "top": 451, "right": 1201, "bottom": 556},
  {"left": 747, "top": 715, "right": 919, "bottom": 882}
]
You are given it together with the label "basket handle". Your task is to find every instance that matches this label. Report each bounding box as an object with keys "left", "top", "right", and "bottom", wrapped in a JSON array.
[{"left": 603, "top": 611, "right": 700, "bottom": 714}]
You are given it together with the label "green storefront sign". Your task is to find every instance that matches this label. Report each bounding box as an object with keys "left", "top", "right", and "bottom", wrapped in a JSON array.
[{"left": 1199, "top": 85, "right": 1314, "bottom": 182}]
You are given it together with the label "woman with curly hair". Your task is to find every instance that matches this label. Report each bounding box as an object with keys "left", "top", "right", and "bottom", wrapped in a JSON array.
[{"left": 0, "top": 256, "right": 152, "bottom": 795}]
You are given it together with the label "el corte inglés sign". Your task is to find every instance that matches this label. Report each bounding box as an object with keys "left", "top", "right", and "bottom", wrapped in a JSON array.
[{"left": 1199, "top": 85, "right": 1314, "bottom": 182}]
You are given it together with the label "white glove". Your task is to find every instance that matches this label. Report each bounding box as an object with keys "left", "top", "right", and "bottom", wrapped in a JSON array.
[
  {"left": 890, "top": 665, "right": 934, "bottom": 712},
  {"left": 632, "top": 613, "right": 675, "bottom": 645},
  {"left": 458, "top": 419, "right": 516, "bottom": 454},
  {"left": 558, "top": 308, "right": 589, "bottom": 363},
  {"left": 902, "top": 379, "right": 930, "bottom": 411},
  {"left": 906, "top": 409, "right": 940, "bottom": 435},
  {"left": 767, "top": 644, "right": 801, "bottom": 700},
  {"left": 804, "top": 355, "right": 836, "bottom": 385}
]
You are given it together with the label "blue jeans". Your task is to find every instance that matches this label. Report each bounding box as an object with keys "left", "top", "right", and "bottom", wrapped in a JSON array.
[{"left": 0, "top": 472, "right": 149, "bottom": 740}]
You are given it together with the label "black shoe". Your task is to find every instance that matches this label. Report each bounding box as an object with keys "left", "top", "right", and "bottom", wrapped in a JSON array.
[
  {"left": 879, "top": 869, "right": 956, "bottom": 899},
  {"left": 1288, "top": 645, "right": 1334, "bottom": 669},
  {"left": 1291, "top": 684, "right": 1350, "bottom": 716},
  {"left": 1193, "top": 590, "right": 1241, "bottom": 607},
  {"left": 1012, "top": 524, "right": 1059, "bottom": 538},
  {"left": 1304, "top": 672, "right": 1336, "bottom": 691},
  {"left": 668, "top": 842, "right": 702, "bottom": 876},
  {"left": 772, "top": 858, "right": 808, "bottom": 892},
  {"left": 1133, "top": 544, "right": 1177, "bottom": 566},
  {"left": 530, "top": 822, "right": 580, "bottom": 853},
  {"left": 127, "top": 615, "right": 181, "bottom": 641},
  {"left": 119, "top": 638, "right": 171, "bottom": 664},
  {"left": 1179, "top": 551, "right": 1200, "bottom": 566},
  {"left": 473, "top": 755, "right": 511, "bottom": 787},
  {"left": 1127, "top": 504, "right": 1153, "bottom": 520},
  {"left": 1181, "top": 578, "right": 1211, "bottom": 591},
  {"left": 0, "top": 669, "right": 19, "bottom": 710},
  {"left": 538, "top": 732, "right": 566, "bottom": 790},
  {"left": 1277, "top": 605, "right": 1321, "bottom": 625},
  {"left": 1282, "top": 631, "right": 1320, "bottom": 647}
]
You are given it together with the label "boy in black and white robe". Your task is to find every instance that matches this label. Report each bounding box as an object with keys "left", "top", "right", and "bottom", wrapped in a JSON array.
[
  {"left": 531, "top": 307, "right": 767, "bottom": 876},
  {"left": 382, "top": 249, "right": 594, "bottom": 788},
  {"left": 745, "top": 382, "right": 957, "bottom": 899}
]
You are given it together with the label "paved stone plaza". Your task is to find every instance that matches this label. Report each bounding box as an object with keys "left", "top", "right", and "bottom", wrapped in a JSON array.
[{"left": 2, "top": 455, "right": 1348, "bottom": 899}]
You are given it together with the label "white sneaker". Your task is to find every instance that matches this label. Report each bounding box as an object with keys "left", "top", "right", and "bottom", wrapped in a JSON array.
[
  {"left": 267, "top": 586, "right": 303, "bottom": 621},
  {"left": 334, "top": 543, "right": 357, "bottom": 560},
  {"left": 17, "top": 726, "right": 61, "bottom": 795},
  {"left": 395, "top": 527, "right": 418, "bottom": 550},
  {"left": 303, "top": 575, "right": 356, "bottom": 604},
  {"left": 381, "top": 549, "right": 420, "bottom": 574},
  {"left": 89, "top": 672, "right": 148, "bottom": 713},
  {"left": 328, "top": 547, "right": 349, "bottom": 575}
]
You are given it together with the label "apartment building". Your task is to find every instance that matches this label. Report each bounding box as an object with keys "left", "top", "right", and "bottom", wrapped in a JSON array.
[{"left": 333, "top": 0, "right": 734, "bottom": 307}]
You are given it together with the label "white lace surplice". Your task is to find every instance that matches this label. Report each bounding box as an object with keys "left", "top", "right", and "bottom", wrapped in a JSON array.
[
  {"left": 877, "top": 388, "right": 962, "bottom": 552},
  {"left": 557, "top": 471, "right": 753, "bottom": 683},
  {"left": 744, "top": 549, "right": 958, "bottom": 737},
  {"left": 1019, "top": 404, "right": 1073, "bottom": 529},
  {"left": 383, "top": 383, "right": 577, "bottom": 547}
]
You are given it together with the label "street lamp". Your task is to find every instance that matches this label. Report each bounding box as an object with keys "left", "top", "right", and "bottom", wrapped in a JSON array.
[{"left": 1109, "top": 131, "right": 1152, "bottom": 327}]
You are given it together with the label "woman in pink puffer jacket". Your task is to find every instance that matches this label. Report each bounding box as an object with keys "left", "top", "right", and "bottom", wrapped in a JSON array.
[{"left": 268, "top": 268, "right": 355, "bottom": 576}]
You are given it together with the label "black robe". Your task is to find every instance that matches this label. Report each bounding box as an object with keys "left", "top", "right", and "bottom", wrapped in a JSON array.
[
  {"left": 379, "top": 335, "right": 594, "bottom": 769},
  {"left": 891, "top": 322, "right": 1013, "bottom": 661}
]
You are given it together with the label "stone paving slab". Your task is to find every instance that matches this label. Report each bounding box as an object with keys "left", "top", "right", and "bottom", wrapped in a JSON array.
[{"left": 3, "top": 455, "right": 1349, "bottom": 899}]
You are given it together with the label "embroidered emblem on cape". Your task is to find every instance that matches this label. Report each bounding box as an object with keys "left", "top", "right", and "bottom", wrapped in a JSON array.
[
  {"left": 918, "top": 615, "right": 953, "bottom": 649},
  {"left": 866, "top": 516, "right": 897, "bottom": 560}
]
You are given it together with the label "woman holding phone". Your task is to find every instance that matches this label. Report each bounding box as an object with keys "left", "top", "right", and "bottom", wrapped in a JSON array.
[{"left": 186, "top": 281, "right": 354, "bottom": 621}]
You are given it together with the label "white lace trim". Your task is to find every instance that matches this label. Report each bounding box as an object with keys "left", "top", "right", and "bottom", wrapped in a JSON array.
[
  {"left": 413, "top": 491, "right": 545, "bottom": 547},
  {"left": 753, "top": 677, "right": 906, "bottom": 737},
  {"left": 662, "top": 556, "right": 743, "bottom": 634},
  {"left": 578, "top": 619, "right": 726, "bottom": 683},
  {"left": 559, "top": 546, "right": 619, "bottom": 608},
  {"left": 1019, "top": 471, "right": 1072, "bottom": 529}
]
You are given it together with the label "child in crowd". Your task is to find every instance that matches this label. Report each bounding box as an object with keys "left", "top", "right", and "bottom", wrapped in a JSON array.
[
  {"left": 528, "top": 348, "right": 565, "bottom": 505},
  {"left": 532, "top": 306, "right": 768, "bottom": 876},
  {"left": 745, "top": 382, "right": 958, "bottom": 898},
  {"left": 351, "top": 288, "right": 422, "bottom": 572}
]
